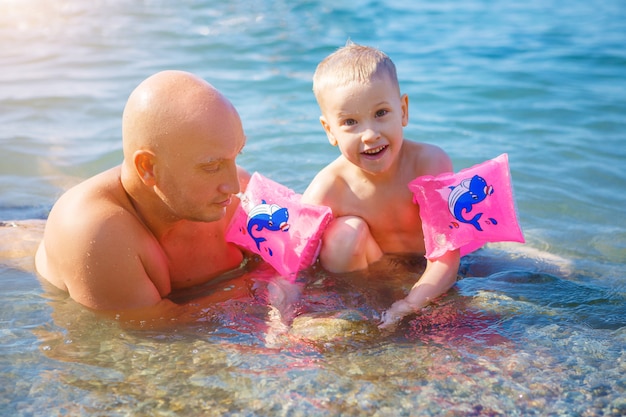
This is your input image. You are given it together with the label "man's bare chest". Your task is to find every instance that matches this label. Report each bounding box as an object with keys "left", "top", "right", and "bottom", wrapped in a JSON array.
[{"left": 161, "top": 227, "right": 243, "bottom": 289}]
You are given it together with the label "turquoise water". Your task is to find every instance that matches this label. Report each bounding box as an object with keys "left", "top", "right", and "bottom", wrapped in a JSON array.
[{"left": 1, "top": 0, "right": 625, "bottom": 415}]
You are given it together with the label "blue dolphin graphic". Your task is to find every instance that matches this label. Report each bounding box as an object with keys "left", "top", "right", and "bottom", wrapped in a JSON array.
[
  {"left": 448, "top": 175, "right": 493, "bottom": 231},
  {"left": 246, "top": 200, "right": 290, "bottom": 252}
]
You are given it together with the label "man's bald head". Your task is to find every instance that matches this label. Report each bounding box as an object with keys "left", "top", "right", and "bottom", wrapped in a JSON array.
[{"left": 122, "top": 70, "right": 239, "bottom": 159}]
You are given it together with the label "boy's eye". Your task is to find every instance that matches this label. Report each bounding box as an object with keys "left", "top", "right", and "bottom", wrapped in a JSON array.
[
  {"left": 343, "top": 119, "right": 357, "bottom": 126},
  {"left": 375, "top": 109, "right": 388, "bottom": 117}
]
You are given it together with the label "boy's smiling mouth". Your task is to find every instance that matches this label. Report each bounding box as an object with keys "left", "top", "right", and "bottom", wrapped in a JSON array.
[{"left": 361, "top": 145, "right": 388, "bottom": 157}]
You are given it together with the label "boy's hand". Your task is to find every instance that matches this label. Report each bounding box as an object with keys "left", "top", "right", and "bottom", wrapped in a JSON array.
[
  {"left": 379, "top": 250, "right": 460, "bottom": 330},
  {"left": 378, "top": 298, "right": 418, "bottom": 330}
]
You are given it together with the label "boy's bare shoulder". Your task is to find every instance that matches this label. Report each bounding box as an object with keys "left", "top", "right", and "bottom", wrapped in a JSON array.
[
  {"left": 302, "top": 157, "right": 349, "bottom": 205},
  {"left": 403, "top": 140, "right": 453, "bottom": 176}
]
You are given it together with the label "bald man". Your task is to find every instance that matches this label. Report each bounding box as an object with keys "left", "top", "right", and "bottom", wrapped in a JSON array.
[{"left": 35, "top": 71, "right": 250, "bottom": 312}]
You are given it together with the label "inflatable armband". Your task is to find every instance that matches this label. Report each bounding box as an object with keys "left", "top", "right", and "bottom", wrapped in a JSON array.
[
  {"left": 409, "top": 153, "right": 524, "bottom": 259},
  {"left": 226, "top": 172, "right": 333, "bottom": 278}
]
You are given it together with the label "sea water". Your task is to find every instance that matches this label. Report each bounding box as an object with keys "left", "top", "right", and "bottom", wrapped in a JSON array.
[{"left": 1, "top": 0, "right": 625, "bottom": 415}]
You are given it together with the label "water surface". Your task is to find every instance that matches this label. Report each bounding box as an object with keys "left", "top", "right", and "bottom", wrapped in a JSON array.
[{"left": 1, "top": 0, "right": 625, "bottom": 415}]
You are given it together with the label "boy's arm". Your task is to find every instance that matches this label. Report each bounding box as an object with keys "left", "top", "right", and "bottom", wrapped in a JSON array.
[{"left": 379, "top": 249, "right": 460, "bottom": 329}]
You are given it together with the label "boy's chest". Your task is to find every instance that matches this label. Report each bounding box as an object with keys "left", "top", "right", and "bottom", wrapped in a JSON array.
[{"left": 343, "top": 186, "right": 425, "bottom": 253}]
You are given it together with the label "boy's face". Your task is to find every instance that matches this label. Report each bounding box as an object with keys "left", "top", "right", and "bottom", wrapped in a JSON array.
[{"left": 318, "top": 74, "right": 408, "bottom": 176}]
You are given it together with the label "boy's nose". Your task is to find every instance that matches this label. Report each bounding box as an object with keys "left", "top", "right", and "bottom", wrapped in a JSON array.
[{"left": 361, "top": 127, "right": 380, "bottom": 142}]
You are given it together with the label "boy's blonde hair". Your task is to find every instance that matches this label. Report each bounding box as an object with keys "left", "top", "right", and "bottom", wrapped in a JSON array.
[{"left": 312, "top": 42, "right": 399, "bottom": 103}]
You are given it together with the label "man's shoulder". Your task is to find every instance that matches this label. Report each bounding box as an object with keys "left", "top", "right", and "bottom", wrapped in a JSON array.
[
  {"left": 36, "top": 166, "right": 164, "bottom": 299},
  {"left": 58, "top": 166, "right": 125, "bottom": 207},
  {"left": 48, "top": 166, "right": 142, "bottom": 236}
]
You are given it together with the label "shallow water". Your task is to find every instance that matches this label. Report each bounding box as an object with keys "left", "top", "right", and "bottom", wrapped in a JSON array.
[{"left": 1, "top": 0, "right": 625, "bottom": 415}]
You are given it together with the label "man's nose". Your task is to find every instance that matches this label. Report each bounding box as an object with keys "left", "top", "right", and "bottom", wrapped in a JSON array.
[{"left": 219, "top": 162, "right": 240, "bottom": 195}]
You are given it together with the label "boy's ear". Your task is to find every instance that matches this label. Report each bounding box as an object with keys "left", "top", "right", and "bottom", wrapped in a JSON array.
[
  {"left": 401, "top": 93, "right": 409, "bottom": 127},
  {"left": 320, "top": 116, "right": 338, "bottom": 146},
  {"left": 134, "top": 150, "right": 157, "bottom": 186}
]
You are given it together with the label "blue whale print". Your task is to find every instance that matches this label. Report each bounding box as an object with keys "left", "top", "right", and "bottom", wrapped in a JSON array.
[
  {"left": 448, "top": 175, "right": 494, "bottom": 231},
  {"left": 246, "top": 200, "right": 290, "bottom": 253}
]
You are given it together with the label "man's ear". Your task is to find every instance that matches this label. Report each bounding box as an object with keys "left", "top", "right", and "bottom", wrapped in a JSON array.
[
  {"left": 320, "top": 116, "right": 337, "bottom": 146},
  {"left": 133, "top": 150, "right": 157, "bottom": 186},
  {"left": 401, "top": 93, "right": 409, "bottom": 127}
]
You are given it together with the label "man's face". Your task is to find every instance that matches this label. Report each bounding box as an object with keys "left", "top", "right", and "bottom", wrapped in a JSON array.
[{"left": 154, "top": 106, "right": 246, "bottom": 223}]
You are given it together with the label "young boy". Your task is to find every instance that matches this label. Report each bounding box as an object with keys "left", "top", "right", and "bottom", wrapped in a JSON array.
[{"left": 302, "top": 43, "right": 460, "bottom": 328}]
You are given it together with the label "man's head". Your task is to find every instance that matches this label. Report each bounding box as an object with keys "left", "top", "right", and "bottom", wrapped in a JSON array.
[{"left": 122, "top": 70, "right": 246, "bottom": 222}]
